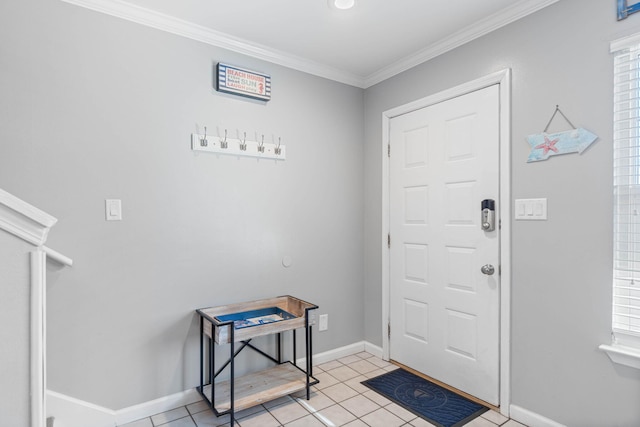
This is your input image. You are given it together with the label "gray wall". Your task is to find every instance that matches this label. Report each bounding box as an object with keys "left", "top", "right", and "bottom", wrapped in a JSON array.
[
  {"left": 0, "top": 0, "right": 364, "bottom": 410},
  {"left": 363, "top": 1, "right": 640, "bottom": 426},
  {"left": 0, "top": 232, "right": 32, "bottom": 426},
  {"left": 3, "top": 0, "right": 640, "bottom": 424}
]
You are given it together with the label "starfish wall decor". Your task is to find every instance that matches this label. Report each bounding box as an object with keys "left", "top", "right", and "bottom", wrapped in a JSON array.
[
  {"left": 526, "top": 105, "right": 598, "bottom": 162},
  {"left": 526, "top": 128, "right": 598, "bottom": 162}
]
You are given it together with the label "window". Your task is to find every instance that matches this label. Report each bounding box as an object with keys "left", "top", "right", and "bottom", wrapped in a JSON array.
[{"left": 612, "top": 34, "right": 640, "bottom": 350}]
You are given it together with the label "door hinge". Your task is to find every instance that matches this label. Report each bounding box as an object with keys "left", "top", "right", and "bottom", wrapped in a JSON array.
[
  {"left": 387, "top": 233, "right": 391, "bottom": 248},
  {"left": 388, "top": 322, "right": 391, "bottom": 339},
  {"left": 388, "top": 144, "right": 391, "bottom": 157}
]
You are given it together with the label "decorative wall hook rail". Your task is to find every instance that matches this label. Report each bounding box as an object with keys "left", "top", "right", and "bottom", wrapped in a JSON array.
[
  {"left": 618, "top": 0, "right": 640, "bottom": 20},
  {"left": 191, "top": 129, "right": 286, "bottom": 160}
]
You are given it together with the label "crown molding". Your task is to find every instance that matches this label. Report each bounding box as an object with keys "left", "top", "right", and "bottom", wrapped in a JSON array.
[
  {"left": 60, "top": 0, "right": 366, "bottom": 88},
  {"left": 61, "top": 0, "right": 557, "bottom": 89},
  {"left": 0, "top": 188, "right": 57, "bottom": 246},
  {"left": 363, "top": 0, "right": 559, "bottom": 87}
]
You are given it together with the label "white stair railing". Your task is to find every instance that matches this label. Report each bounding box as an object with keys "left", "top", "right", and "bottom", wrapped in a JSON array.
[{"left": 0, "top": 188, "right": 72, "bottom": 427}]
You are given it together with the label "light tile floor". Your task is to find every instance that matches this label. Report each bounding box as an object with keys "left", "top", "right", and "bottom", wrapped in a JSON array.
[{"left": 119, "top": 352, "right": 528, "bottom": 427}]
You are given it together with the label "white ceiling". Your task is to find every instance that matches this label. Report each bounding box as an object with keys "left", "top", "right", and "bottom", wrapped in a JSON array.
[{"left": 64, "top": 0, "right": 559, "bottom": 87}]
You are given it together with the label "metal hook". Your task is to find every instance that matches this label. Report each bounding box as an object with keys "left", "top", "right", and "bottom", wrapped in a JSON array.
[
  {"left": 200, "top": 126, "right": 208, "bottom": 147},
  {"left": 274, "top": 137, "right": 282, "bottom": 155},
  {"left": 239, "top": 132, "right": 247, "bottom": 151},
  {"left": 258, "top": 134, "right": 265, "bottom": 153},
  {"left": 220, "top": 129, "right": 228, "bottom": 149}
]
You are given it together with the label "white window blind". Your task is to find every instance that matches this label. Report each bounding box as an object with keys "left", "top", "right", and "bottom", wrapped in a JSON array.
[{"left": 613, "top": 36, "right": 640, "bottom": 340}]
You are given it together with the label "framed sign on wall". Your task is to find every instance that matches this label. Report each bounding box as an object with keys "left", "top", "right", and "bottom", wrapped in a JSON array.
[
  {"left": 216, "top": 63, "right": 271, "bottom": 101},
  {"left": 618, "top": 0, "right": 640, "bottom": 20}
]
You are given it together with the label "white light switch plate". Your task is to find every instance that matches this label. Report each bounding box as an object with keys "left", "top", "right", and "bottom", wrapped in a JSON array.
[
  {"left": 105, "top": 199, "right": 122, "bottom": 221},
  {"left": 515, "top": 198, "right": 547, "bottom": 220}
]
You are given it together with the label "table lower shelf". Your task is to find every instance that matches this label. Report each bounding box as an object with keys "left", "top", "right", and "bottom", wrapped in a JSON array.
[{"left": 201, "top": 363, "right": 315, "bottom": 413}]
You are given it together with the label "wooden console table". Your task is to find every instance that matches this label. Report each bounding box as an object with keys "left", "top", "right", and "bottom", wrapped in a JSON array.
[{"left": 196, "top": 296, "right": 319, "bottom": 426}]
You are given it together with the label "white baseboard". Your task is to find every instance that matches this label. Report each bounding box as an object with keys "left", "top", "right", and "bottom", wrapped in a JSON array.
[
  {"left": 509, "top": 404, "right": 566, "bottom": 427},
  {"left": 47, "top": 390, "right": 116, "bottom": 427},
  {"left": 297, "top": 341, "right": 364, "bottom": 366},
  {"left": 295, "top": 340, "right": 383, "bottom": 366},
  {"left": 47, "top": 388, "right": 201, "bottom": 427},
  {"left": 46, "top": 341, "right": 380, "bottom": 426},
  {"left": 115, "top": 388, "right": 201, "bottom": 425},
  {"left": 364, "top": 342, "right": 383, "bottom": 358}
]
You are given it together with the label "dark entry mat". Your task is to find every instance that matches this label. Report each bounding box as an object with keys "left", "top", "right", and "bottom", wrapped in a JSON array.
[{"left": 362, "top": 369, "right": 489, "bottom": 427}]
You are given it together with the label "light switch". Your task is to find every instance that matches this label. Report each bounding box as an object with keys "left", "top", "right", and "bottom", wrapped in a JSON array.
[
  {"left": 534, "top": 201, "right": 543, "bottom": 216},
  {"left": 515, "top": 198, "right": 547, "bottom": 220},
  {"left": 525, "top": 202, "right": 534, "bottom": 216},
  {"left": 105, "top": 199, "right": 122, "bottom": 221}
]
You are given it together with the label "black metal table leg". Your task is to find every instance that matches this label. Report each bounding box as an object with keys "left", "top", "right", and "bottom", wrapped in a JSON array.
[
  {"left": 276, "top": 332, "right": 282, "bottom": 363},
  {"left": 305, "top": 316, "right": 311, "bottom": 400},
  {"left": 210, "top": 335, "right": 215, "bottom": 409},
  {"left": 230, "top": 325, "right": 235, "bottom": 427},
  {"left": 309, "top": 326, "right": 313, "bottom": 377},
  {"left": 209, "top": 336, "right": 214, "bottom": 385},
  {"left": 293, "top": 329, "right": 297, "bottom": 367},
  {"left": 199, "top": 316, "right": 204, "bottom": 395}
]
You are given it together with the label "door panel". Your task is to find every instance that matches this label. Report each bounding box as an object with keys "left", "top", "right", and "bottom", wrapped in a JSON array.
[{"left": 389, "top": 85, "right": 500, "bottom": 405}]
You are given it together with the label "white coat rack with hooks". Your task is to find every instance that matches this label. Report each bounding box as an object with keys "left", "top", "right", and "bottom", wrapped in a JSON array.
[{"left": 191, "top": 128, "right": 286, "bottom": 160}]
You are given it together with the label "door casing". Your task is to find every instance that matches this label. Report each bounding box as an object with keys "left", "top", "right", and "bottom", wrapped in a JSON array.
[{"left": 381, "top": 69, "right": 511, "bottom": 416}]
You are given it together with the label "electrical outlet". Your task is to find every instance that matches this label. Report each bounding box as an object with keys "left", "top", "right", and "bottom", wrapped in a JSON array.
[{"left": 319, "top": 314, "right": 328, "bottom": 331}]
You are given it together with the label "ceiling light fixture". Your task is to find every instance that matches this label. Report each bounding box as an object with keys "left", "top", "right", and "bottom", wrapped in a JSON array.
[{"left": 330, "top": 0, "right": 356, "bottom": 10}]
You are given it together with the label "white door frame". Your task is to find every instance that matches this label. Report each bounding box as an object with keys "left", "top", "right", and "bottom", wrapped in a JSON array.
[{"left": 381, "top": 69, "right": 511, "bottom": 416}]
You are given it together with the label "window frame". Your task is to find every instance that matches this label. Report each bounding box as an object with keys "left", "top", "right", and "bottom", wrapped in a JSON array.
[{"left": 602, "top": 33, "right": 640, "bottom": 368}]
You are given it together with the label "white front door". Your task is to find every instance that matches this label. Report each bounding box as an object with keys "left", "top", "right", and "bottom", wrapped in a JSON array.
[{"left": 389, "top": 84, "right": 500, "bottom": 405}]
